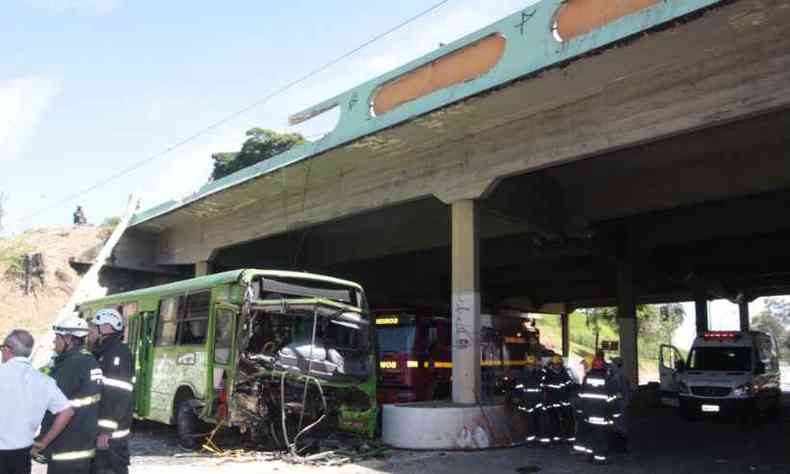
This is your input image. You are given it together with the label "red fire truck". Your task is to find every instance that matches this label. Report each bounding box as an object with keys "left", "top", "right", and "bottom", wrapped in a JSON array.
[{"left": 374, "top": 308, "right": 539, "bottom": 404}]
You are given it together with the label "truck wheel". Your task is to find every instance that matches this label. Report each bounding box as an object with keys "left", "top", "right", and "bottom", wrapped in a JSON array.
[{"left": 176, "top": 399, "right": 204, "bottom": 450}]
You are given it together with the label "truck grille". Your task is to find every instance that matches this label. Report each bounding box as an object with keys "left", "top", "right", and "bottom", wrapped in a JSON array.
[{"left": 691, "top": 386, "right": 731, "bottom": 397}]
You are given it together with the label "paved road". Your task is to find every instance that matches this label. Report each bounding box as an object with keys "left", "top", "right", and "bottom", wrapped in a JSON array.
[{"left": 34, "top": 379, "right": 790, "bottom": 474}]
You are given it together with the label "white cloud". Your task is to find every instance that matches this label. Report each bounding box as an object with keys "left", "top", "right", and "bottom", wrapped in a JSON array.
[
  {"left": 24, "top": 0, "right": 119, "bottom": 14},
  {"left": 0, "top": 76, "right": 61, "bottom": 162}
]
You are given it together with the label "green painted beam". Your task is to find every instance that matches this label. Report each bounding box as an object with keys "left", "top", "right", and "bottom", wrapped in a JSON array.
[{"left": 131, "top": 0, "right": 724, "bottom": 228}]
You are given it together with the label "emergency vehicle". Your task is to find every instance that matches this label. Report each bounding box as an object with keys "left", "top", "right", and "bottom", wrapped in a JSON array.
[
  {"left": 374, "top": 308, "right": 537, "bottom": 404},
  {"left": 659, "top": 330, "right": 782, "bottom": 420}
]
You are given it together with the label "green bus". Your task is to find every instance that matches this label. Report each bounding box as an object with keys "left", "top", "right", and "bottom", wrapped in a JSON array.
[{"left": 77, "top": 269, "right": 377, "bottom": 448}]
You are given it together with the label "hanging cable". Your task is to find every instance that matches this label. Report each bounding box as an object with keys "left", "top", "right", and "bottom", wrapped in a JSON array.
[{"left": 17, "top": 0, "right": 453, "bottom": 225}]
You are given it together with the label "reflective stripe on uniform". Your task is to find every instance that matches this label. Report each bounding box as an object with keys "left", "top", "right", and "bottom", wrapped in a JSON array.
[
  {"left": 579, "top": 393, "right": 608, "bottom": 400},
  {"left": 594, "top": 455, "right": 607, "bottom": 461},
  {"left": 112, "top": 429, "right": 130, "bottom": 439},
  {"left": 587, "top": 416, "right": 613, "bottom": 425},
  {"left": 70, "top": 394, "right": 101, "bottom": 408},
  {"left": 573, "top": 445, "right": 587, "bottom": 452},
  {"left": 98, "top": 419, "right": 119, "bottom": 430},
  {"left": 102, "top": 377, "right": 133, "bottom": 391},
  {"left": 90, "top": 369, "right": 103, "bottom": 382},
  {"left": 586, "top": 378, "right": 606, "bottom": 387},
  {"left": 51, "top": 449, "right": 96, "bottom": 461}
]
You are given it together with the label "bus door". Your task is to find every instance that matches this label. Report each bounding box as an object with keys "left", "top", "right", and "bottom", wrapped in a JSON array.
[
  {"left": 207, "top": 304, "right": 238, "bottom": 421},
  {"left": 133, "top": 311, "right": 157, "bottom": 416}
]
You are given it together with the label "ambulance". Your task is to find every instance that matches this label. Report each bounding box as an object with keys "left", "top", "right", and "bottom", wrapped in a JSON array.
[{"left": 659, "top": 331, "right": 782, "bottom": 420}]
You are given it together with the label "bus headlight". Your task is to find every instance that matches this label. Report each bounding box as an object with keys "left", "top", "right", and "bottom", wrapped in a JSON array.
[{"left": 732, "top": 383, "right": 752, "bottom": 398}]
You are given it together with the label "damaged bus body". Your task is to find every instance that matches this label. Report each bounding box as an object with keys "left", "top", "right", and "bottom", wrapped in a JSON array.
[{"left": 77, "top": 269, "right": 377, "bottom": 449}]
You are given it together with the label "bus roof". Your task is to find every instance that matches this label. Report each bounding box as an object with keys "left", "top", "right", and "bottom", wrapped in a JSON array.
[{"left": 79, "top": 269, "right": 363, "bottom": 307}]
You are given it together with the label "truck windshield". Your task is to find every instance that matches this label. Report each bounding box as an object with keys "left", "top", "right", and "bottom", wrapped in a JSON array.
[
  {"left": 377, "top": 326, "right": 416, "bottom": 356},
  {"left": 688, "top": 347, "right": 751, "bottom": 372}
]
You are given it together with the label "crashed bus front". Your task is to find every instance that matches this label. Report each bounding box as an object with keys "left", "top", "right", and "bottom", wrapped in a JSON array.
[{"left": 228, "top": 273, "right": 378, "bottom": 446}]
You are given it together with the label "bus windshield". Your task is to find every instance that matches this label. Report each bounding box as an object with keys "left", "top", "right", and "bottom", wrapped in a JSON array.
[
  {"left": 377, "top": 326, "right": 417, "bottom": 356},
  {"left": 688, "top": 347, "right": 751, "bottom": 372}
]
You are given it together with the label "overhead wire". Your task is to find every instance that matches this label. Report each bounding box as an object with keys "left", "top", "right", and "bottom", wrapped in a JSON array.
[{"left": 17, "top": 0, "right": 453, "bottom": 225}]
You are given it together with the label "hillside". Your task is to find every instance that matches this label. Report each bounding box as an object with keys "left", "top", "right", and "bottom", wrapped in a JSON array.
[{"left": 0, "top": 225, "right": 107, "bottom": 342}]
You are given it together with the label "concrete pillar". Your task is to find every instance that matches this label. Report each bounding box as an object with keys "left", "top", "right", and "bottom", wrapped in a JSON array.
[
  {"left": 195, "top": 260, "right": 213, "bottom": 277},
  {"left": 561, "top": 313, "right": 570, "bottom": 358},
  {"left": 694, "top": 283, "right": 709, "bottom": 336},
  {"left": 739, "top": 300, "right": 750, "bottom": 332},
  {"left": 617, "top": 258, "right": 639, "bottom": 387},
  {"left": 451, "top": 200, "right": 481, "bottom": 404}
]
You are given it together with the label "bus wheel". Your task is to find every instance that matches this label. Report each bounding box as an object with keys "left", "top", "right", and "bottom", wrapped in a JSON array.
[{"left": 176, "top": 399, "right": 204, "bottom": 450}]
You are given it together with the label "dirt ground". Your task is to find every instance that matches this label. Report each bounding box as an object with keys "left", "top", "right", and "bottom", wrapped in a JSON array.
[
  {"left": 0, "top": 225, "right": 106, "bottom": 340},
  {"left": 31, "top": 371, "right": 788, "bottom": 474}
]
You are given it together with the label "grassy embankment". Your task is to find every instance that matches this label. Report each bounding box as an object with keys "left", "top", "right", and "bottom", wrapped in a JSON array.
[{"left": 534, "top": 312, "right": 661, "bottom": 383}]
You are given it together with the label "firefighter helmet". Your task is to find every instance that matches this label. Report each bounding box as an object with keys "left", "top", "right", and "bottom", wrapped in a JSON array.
[
  {"left": 591, "top": 356, "right": 606, "bottom": 370},
  {"left": 93, "top": 308, "right": 124, "bottom": 332},
  {"left": 53, "top": 315, "right": 90, "bottom": 338},
  {"left": 551, "top": 354, "right": 563, "bottom": 365}
]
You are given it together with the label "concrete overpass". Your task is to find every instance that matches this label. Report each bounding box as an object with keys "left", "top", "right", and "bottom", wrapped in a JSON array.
[{"left": 116, "top": 0, "right": 790, "bottom": 403}]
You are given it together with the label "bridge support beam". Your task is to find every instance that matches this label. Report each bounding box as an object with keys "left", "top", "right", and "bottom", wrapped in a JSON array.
[
  {"left": 739, "top": 300, "right": 750, "bottom": 332},
  {"left": 451, "top": 199, "right": 482, "bottom": 404},
  {"left": 561, "top": 312, "right": 570, "bottom": 358},
  {"left": 694, "top": 283, "right": 709, "bottom": 336},
  {"left": 617, "top": 239, "right": 639, "bottom": 387},
  {"left": 195, "top": 260, "right": 213, "bottom": 277}
]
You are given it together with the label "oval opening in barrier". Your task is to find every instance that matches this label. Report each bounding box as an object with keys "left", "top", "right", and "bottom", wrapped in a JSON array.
[
  {"left": 372, "top": 34, "right": 506, "bottom": 117},
  {"left": 554, "top": 0, "right": 662, "bottom": 42}
]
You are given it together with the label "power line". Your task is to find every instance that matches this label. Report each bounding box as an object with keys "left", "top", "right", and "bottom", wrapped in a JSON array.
[{"left": 18, "top": 0, "right": 453, "bottom": 225}]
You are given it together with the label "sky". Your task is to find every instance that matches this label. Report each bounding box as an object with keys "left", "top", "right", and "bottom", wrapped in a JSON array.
[{"left": 1, "top": 0, "right": 538, "bottom": 234}]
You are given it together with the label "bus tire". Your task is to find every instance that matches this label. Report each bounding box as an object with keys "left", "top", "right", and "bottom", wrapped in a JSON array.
[{"left": 176, "top": 399, "right": 203, "bottom": 450}]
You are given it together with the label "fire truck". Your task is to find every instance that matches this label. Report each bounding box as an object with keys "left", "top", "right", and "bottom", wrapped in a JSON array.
[{"left": 374, "top": 308, "right": 539, "bottom": 404}]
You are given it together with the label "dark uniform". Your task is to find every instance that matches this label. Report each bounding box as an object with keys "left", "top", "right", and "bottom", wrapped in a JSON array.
[
  {"left": 511, "top": 364, "right": 544, "bottom": 445},
  {"left": 574, "top": 367, "right": 623, "bottom": 463},
  {"left": 543, "top": 365, "right": 575, "bottom": 444},
  {"left": 92, "top": 335, "right": 134, "bottom": 474},
  {"left": 40, "top": 346, "right": 102, "bottom": 474}
]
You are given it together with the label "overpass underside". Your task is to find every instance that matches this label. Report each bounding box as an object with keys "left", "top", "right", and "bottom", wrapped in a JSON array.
[{"left": 122, "top": 0, "right": 790, "bottom": 395}]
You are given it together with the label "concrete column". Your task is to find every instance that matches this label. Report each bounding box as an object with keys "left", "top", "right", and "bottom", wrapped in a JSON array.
[
  {"left": 195, "top": 260, "right": 213, "bottom": 277},
  {"left": 694, "top": 283, "right": 709, "bottom": 336},
  {"left": 617, "top": 258, "right": 639, "bottom": 387},
  {"left": 451, "top": 200, "right": 481, "bottom": 404},
  {"left": 739, "top": 300, "right": 750, "bottom": 332},
  {"left": 561, "top": 313, "right": 570, "bottom": 358}
]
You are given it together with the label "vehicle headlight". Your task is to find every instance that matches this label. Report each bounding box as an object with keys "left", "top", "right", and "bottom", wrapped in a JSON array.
[
  {"left": 733, "top": 383, "right": 753, "bottom": 398},
  {"left": 678, "top": 382, "right": 689, "bottom": 394}
]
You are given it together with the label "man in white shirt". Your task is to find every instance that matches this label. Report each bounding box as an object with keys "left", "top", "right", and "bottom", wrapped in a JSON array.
[{"left": 0, "top": 330, "right": 74, "bottom": 474}]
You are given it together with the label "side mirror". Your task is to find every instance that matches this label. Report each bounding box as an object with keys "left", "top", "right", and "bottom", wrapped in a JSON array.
[{"left": 676, "top": 360, "right": 686, "bottom": 373}]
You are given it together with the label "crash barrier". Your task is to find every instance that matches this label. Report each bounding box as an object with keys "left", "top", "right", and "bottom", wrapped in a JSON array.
[{"left": 382, "top": 401, "right": 527, "bottom": 450}]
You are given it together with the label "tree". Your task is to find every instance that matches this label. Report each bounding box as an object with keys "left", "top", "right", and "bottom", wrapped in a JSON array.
[
  {"left": 754, "top": 297, "right": 790, "bottom": 359},
  {"left": 210, "top": 128, "right": 306, "bottom": 181},
  {"left": 583, "top": 307, "right": 617, "bottom": 350}
]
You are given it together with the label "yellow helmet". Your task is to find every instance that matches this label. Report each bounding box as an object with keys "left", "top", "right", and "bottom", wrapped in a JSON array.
[
  {"left": 551, "top": 355, "right": 563, "bottom": 365},
  {"left": 525, "top": 355, "right": 537, "bottom": 365}
]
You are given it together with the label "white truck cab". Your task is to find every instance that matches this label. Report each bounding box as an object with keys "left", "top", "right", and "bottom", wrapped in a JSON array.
[{"left": 659, "top": 331, "right": 782, "bottom": 420}]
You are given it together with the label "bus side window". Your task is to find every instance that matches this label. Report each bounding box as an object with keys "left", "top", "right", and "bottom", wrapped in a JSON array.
[
  {"left": 156, "top": 297, "right": 179, "bottom": 346},
  {"left": 177, "top": 292, "right": 211, "bottom": 346}
]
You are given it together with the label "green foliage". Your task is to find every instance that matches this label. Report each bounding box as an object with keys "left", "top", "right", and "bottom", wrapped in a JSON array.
[
  {"left": 752, "top": 299, "right": 789, "bottom": 359},
  {"left": 0, "top": 239, "right": 32, "bottom": 278},
  {"left": 210, "top": 128, "right": 306, "bottom": 181},
  {"left": 101, "top": 216, "right": 121, "bottom": 228}
]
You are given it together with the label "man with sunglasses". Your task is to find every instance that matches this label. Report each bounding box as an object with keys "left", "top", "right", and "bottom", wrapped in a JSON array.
[{"left": 0, "top": 330, "right": 74, "bottom": 474}]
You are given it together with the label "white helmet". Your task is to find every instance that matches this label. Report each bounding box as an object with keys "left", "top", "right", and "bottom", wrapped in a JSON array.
[
  {"left": 53, "top": 315, "right": 90, "bottom": 338},
  {"left": 93, "top": 308, "right": 124, "bottom": 332}
]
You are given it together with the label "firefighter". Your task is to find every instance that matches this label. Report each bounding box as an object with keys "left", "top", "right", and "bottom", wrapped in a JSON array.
[
  {"left": 39, "top": 315, "right": 102, "bottom": 474},
  {"left": 574, "top": 355, "right": 623, "bottom": 464},
  {"left": 541, "top": 355, "right": 574, "bottom": 446},
  {"left": 88, "top": 309, "right": 134, "bottom": 474},
  {"left": 510, "top": 355, "right": 544, "bottom": 446}
]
